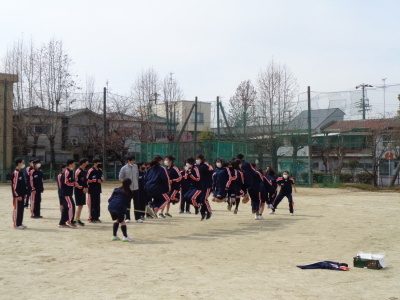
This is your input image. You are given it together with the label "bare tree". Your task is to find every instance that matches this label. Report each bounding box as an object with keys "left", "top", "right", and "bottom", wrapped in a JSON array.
[
  {"left": 228, "top": 80, "right": 257, "bottom": 138},
  {"left": 255, "top": 59, "right": 298, "bottom": 169}
]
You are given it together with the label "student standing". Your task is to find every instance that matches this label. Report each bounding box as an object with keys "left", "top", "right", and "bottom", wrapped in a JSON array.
[
  {"left": 160, "top": 155, "right": 182, "bottom": 218},
  {"left": 144, "top": 155, "right": 171, "bottom": 216},
  {"left": 57, "top": 163, "right": 67, "bottom": 213},
  {"left": 24, "top": 158, "right": 34, "bottom": 208},
  {"left": 108, "top": 178, "right": 134, "bottom": 242},
  {"left": 118, "top": 156, "right": 139, "bottom": 222},
  {"left": 87, "top": 157, "right": 104, "bottom": 223},
  {"left": 30, "top": 159, "right": 44, "bottom": 218},
  {"left": 196, "top": 154, "right": 214, "bottom": 220},
  {"left": 12, "top": 158, "right": 27, "bottom": 229},
  {"left": 271, "top": 171, "right": 297, "bottom": 215},
  {"left": 59, "top": 159, "right": 77, "bottom": 228},
  {"left": 74, "top": 158, "right": 89, "bottom": 226},
  {"left": 179, "top": 163, "right": 191, "bottom": 214},
  {"left": 183, "top": 157, "right": 204, "bottom": 220}
]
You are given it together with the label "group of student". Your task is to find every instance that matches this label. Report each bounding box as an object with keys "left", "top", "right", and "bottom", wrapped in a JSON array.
[{"left": 11, "top": 153, "right": 297, "bottom": 242}]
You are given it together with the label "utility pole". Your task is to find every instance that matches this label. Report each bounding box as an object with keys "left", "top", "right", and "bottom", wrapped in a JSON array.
[
  {"left": 307, "top": 86, "right": 312, "bottom": 186},
  {"left": 2, "top": 80, "right": 7, "bottom": 183},
  {"left": 194, "top": 96, "right": 198, "bottom": 154},
  {"left": 103, "top": 87, "right": 107, "bottom": 180},
  {"left": 382, "top": 78, "right": 387, "bottom": 118},
  {"left": 216, "top": 96, "right": 220, "bottom": 140},
  {"left": 356, "top": 83, "right": 373, "bottom": 120}
]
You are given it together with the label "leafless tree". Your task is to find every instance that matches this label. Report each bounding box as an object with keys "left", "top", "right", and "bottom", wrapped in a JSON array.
[
  {"left": 255, "top": 59, "right": 298, "bottom": 168},
  {"left": 228, "top": 80, "right": 257, "bottom": 138}
]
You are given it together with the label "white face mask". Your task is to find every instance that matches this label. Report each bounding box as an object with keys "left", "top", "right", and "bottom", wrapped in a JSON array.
[
  {"left": 184, "top": 166, "right": 189, "bottom": 171},
  {"left": 283, "top": 174, "right": 288, "bottom": 179},
  {"left": 36, "top": 163, "right": 41, "bottom": 168},
  {"left": 186, "top": 163, "right": 191, "bottom": 168},
  {"left": 196, "top": 160, "right": 201, "bottom": 165},
  {"left": 21, "top": 164, "right": 26, "bottom": 169},
  {"left": 216, "top": 162, "right": 222, "bottom": 168},
  {"left": 164, "top": 160, "right": 169, "bottom": 166}
]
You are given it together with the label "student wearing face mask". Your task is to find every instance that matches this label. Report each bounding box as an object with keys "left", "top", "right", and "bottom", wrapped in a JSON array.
[
  {"left": 144, "top": 155, "right": 171, "bottom": 217},
  {"left": 159, "top": 155, "right": 182, "bottom": 218},
  {"left": 195, "top": 154, "right": 213, "bottom": 220},
  {"left": 87, "top": 157, "right": 104, "bottom": 223},
  {"left": 270, "top": 171, "right": 297, "bottom": 215},
  {"left": 179, "top": 162, "right": 191, "bottom": 214},
  {"left": 30, "top": 159, "right": 44, "bottom": 218},
  {"left": 182, "top": 157, "right": 203, "bottom": 219},
  {"left": 59, "top": 159, "right": 77, "bottom": 228},
  {"left": 119, "top": 156, "right": 139, "bottom": 222},
  {"left": 12, "top": 158, "right": 27, "bottom": 229},
  {"left": 211, "top": 158, "right": 231, "bottom": 203}
]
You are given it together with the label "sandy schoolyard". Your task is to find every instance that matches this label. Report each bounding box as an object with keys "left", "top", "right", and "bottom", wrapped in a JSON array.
[{"left": 0, "top": 182, "right": 399, "bottom": 300}]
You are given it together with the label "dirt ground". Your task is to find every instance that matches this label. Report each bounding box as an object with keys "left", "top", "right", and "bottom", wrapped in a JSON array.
[{"left": 0, "top": 182, "right": 399, "bottom": 300}]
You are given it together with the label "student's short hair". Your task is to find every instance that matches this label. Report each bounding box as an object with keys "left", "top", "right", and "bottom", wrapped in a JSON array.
[
  {"left": 165, "top": 155, "right": 175, "bottom": 162},
  {"left": 79, "top": 158, "right": 89, "bottom": 165},
  {"left": 28, "top": 158, "right": 35, "bottom": 163},
  {"left": 283, "top": 170, "right": 289, "bottom": 174},
  {"left": 33, "top": 159, "right": 41, "bottom": 165},
  {"left": 186, "top": 157, "right": 195, "bottom": 165},
  {"left": 236, "top": 153, "right": 244, "bottom": 160},
  {"left": 196, "top": 154, "right": 205, "bottom": 161},
  {"left": 60, "top": 163, "right": 67, "bottom": 170},
  {"left": 15, "top": 157, "right": 24, "bottom": 165},
  {"left": 126, "top": 155, "right": 135, "bottom": 162},
  {"left": 66, "top": 159, "right": 75, "bottom": 166},
  {"left": 92, "top": 157, "right": 102, "bottom": 164}
]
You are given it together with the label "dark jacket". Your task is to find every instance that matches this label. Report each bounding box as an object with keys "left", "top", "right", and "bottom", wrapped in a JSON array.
[
  {"left": 167, "top": 166, "right": 182, "bottom": 191},
  {"left": 108, "top": 188, "right": 130, "bottom": 214},
  {"left": 75, "top": 167, "right": 88, "bottom": 195},
  {"left": 11, "top": 169, "right": 27, "bottom": 198},
  {"left": 61, "top": 168, "right": 75, "bottom": 197},
  {"left": 144, "top": 165, "right": 170, "bottom": 196},
  {"left": 30, "top": 169, "right": 44, "bottom": 193},
  {"left": 87, "top": 167, "right": 103, "bottom": 194},
  {"left": 185, "top": 166, "right": 202, "bottom": 190},
  {"left": 240, "top": 160, "right": 254, "bottom": 187},
  {"left": 197, "top": 162, "right": 214, "bottom": 189}
]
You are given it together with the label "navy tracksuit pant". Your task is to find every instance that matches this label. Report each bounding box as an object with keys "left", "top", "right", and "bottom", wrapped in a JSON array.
[
  {"left": 272, "top": 193, "right": 294, "bottom": 213},
  {"left": 60, "top": 196, "right": 76, "bottom": 225}
]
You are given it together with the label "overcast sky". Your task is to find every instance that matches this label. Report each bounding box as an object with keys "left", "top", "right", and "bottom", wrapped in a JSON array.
[{"left": 1, "top": 0, "right": 400, "bottom": 119}]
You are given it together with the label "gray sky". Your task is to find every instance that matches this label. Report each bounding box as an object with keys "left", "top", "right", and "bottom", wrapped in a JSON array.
[{"left": 1, "top": 0, "right": 400, "bottom": 119}]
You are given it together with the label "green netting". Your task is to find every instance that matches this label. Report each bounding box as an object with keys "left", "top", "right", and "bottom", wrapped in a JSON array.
[
  {"left": 318, "top": 175, "right": 340, "bottom": 187},
  {"left": 313, "top": 135, "right": 365, "bottom": 148},
  {"left": 278, "top": 159, "right": 313, "bottom": 186}
]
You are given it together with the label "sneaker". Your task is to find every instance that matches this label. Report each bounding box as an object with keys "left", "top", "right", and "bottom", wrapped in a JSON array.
[
  {"left": 195, "top": 207, "right": 199, "bottom": 215},
  {"left": 206, "top": 212, "right": 212, "bottom": 220},
  {"left": 269, "top": 210, "right": 275, "bottom": 214},
  {"left": 290, "top": 213, "right": 294, "bottom": 216},
  {"left": 125, "top": 219, "right": 130, "bottom": 223},
  {"left": 258, "top": 215, "right": 264, "bottom": 220},
  {"left": 122, "top": 236, "right": 134, "bottom": 242},
  {"left": 233, "top": 209, "right": 238, "bottom": 215},
  {"left": 165, "top": 213, "right": 172, "bottom": 217},
  {"left": 66, "top": 222, "right": 78, "bottom": 228},
  {"left": 136, "top": 219, "right": 143, "bottom": 223},
  {"left": 200, "top": 212, "right": 206, "bottom": 221},
  {"left": 179, "top": 210, "right": 184, "bottom": 214},
  {"left": 255, "top": 215, "right": 260, "bottom": 220},
  {"left": 88, "top": 219, "right": 97, "bottom": 223},
  {"left": 159, "top": 213, "right": 165, "bottom": 218},
  {"left": 111, "top": 235, "right": 121, "bottom": 241},
  {"left": 15, "top": 225, "right": 26, "bottom": 229},
  {"left": 21, "top": 225, "right": 28, "bottom": 228},
  {"left": 58, "top": 224, "right": 69, "bottom": 228},
  {"left": 77, "top": 220, "right": 85, "bottom": 226},
  {"left": 227, "top": 203, "right": 232, "bottom": 211},
  {"left": 96, "top": 219, "right": 102, "bottom": 223},
  {"left": 141, "top": 216, "right": 145, "bottom": 220},
  {"left": 146, "top": 206, "right": 158, "bottom": 218},
  {"left": 186, "top": 211, "right": 191, "bottom": 214}
]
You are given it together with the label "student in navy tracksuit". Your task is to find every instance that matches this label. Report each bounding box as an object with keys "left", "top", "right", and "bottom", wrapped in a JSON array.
[
  {"left": 248, "top": 162, "right": 264, "bottom": 220},
  {"left": 226, "top": 160, "right": 239, "bottom": 211},
  {"left": 271, "top": 171, "right": 297, "bottom": 215},
  {"left": 160, "top": 155, "right": 182, "bottom": 218},
  {"left": 57, "top": 163, "right": 67, "bottom": 213},
  {"left": 183, "top": 157, "right": 204, "bottom": 219},
  {"left": 30, "top": 159, "right": 44, "bottom": 218},
  {"left": 211, "top": 158, "right": 231, "bottom": 203},
  {"left": 264, "top": 166, "right": 278, "bottom": 208},
  {"left": 87, "top": 157, "right": 104, "bottom": 223},
  {"left": 196, "top": 154, "right": 213, "bottom": 220},
  {"left": 74, "top": 158, "right": 89, "bottom": 226},
  {"left": 12, "top": 158, "right": 27, "bottom": 229},
  {"left": 137, "top": 162, "right": 148, "bottom": 220},
  {"left": 24, "top": 158, "right": 34, "bottom": 208},
  {"left": 236, "top": 153, "right": 253, "bottom": 203},
  {"left": 144, "top": 155, "right": 171, "bottom": 216},
  {"left": 59, "top": 159, "right": 77, "bottom": 228},
  {"left": 179, "top": 165, "right": 191, "bottom": 214},
  {"left": 108, "top": 178, "right": 134, "bottom": 242},
  {"left": 231, "top": 158, "right": 244, "bottom": 215}
]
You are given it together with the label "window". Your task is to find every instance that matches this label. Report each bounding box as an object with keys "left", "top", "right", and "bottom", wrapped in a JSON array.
[
  {"left": 155, "top": 131, "right": 165, "bottom": 139},
  {"left": 31, "top": 124, "right": 51, "bottom": 134},
  {"left": 190, "top": 112, "right": 204, "bottom": 124}
]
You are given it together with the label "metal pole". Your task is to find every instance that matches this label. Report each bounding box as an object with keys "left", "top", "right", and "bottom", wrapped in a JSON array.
[
  {"left": 2, "top": 80, "right": 7, "bottom": 183},
  {"left": 382, "top": 78, "right": 386, "bottom": 118},
  {"left": 194, "top": 96, "right": 198, "bottom": 154},
  {"left": 103, "top": 87, "right": 107, "bottom": 180},
  {"left": 362, "top": 85, "right": 366, "bottom": 120},
  {"left": 307, "top": 86, "right": 312, "bottom": 186},
  {"left": 217, "top": 96, "right": 220, "bottom": 140}
]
